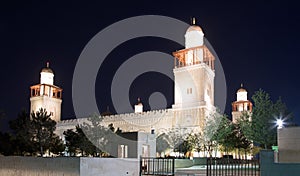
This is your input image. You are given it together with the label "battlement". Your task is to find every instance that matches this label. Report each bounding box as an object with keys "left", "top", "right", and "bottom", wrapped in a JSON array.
[
  {"left": 103, "top": 108, "right": 172, "bottom": 121},
  {"left": 57, "top": 109, "right": 173, "bottom": 126}
]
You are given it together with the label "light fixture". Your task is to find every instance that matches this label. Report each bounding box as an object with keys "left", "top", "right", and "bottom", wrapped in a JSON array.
[{"left": 276, "top": 119, "right": 284, "bottom": 129}]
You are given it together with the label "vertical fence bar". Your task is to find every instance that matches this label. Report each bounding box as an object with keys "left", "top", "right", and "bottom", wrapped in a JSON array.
[
  {"left": 214, "top": 157, "right": 216, "bottom": 176},
  {"left": 140, "top": 157, "right": 176, "bottom": 176},
  {"left": 140, "top": 156, "right": 142, "bottom": 176},
  {"left": 172, "top": 158, "right": 175, "bottom": 176},
  {"left": 206, "top": 158, "right": 208, "bottom": 176}
]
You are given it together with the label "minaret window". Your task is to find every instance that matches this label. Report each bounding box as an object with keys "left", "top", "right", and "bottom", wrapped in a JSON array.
[{"left": 187, "top": 88, "right": 192, "bottom": 94}]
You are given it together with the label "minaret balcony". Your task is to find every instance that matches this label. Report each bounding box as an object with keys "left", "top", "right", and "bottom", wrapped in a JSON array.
[
  {"left": 30, "top": 84, "right": 62, "bottom": 99},
  {"left": 173, "top": 45, "right": 215, "bottom": 69}
]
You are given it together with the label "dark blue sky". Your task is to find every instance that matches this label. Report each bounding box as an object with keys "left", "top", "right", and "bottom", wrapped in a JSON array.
[{"left": 0, "top": 0, "right": 299, "bottom": 129}]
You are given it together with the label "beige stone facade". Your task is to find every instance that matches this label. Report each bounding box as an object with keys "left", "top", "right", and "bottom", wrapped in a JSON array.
[
  {"left": 30, "top": 63, "right": 62, "bottom": 122},
  {"left": 54, "top": 24, "right": 216, "bottom": 138}
]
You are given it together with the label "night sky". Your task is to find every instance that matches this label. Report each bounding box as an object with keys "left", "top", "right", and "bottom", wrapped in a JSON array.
[{"left": 1, "top": 0, "right": 299, "bottom": 130}]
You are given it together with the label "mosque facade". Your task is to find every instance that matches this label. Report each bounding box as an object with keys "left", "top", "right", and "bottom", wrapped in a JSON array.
[{"left": 30, "top": 23, "right": 252, "bottom": 139}]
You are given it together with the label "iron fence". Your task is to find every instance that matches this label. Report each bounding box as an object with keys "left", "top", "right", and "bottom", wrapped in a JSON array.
[
  {"left": 140, "top": 157, "right": 175, "bottom": 176},
  {"left": 207, "top": 157, "right": 260, "bottom": 176}
]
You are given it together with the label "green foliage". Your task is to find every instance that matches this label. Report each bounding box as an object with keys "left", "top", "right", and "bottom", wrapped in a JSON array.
[
  {"left": 108, "top": 123, "right": 122, "bottom": 134},
  {"left": 156, "top": 133, "right": 170, "bottom": 154},
  {"left": 9, "top": 110, "right": 35, "bottom": 155},
  {"left": 164, "top": 127, "right": 187, "bottom": 153},
  {"left": 63, "top": 128, "right": 79, "bottom": 156},
  {"left": 203, "top": 112, "right": 231, "bottom": 156},
  {"left": 177, "top": 139, "right": 193, "bottom": 157},
  {"left": 186, "top": 133, "right": 201, "bottom": 153},
  {"left": 239, "top": 89, "right": 293, "bottom": 149},
  {"left": 8, "top": 108, "right": 65, "bottom": 156},
  {"left": 31, "top": 108, "right": 60, "bottom": 155},
  {"left": 63, "top": 125, "right": 100, "bottom": 156},
  {"left": 0, "top": 132, "right": 15, "bottom": 156},
  {"left": 80, "top": 114, "right": 111, "bottom": 154},
  {"left": 64, "top": 116, "right": 123, "bottom": 157},
  {"left": 202, "top": 111, "right": 252, "bottom": 157},
  {"left": 232, "top": 123, "right": 251, "bottom": 151},
  {"left": 49, "top": 135, "right": 65, "bottom": 155}
]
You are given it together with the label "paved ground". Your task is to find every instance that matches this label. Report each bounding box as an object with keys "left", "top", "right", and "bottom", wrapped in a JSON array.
[{"left": 175, "top": 165, "right": 207, "bottom": 176}]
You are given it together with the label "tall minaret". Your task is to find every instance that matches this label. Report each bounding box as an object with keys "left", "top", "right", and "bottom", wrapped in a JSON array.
[
  {"left": 30, "top": 62, "right": 62, "bottom": 122},
  {"left": 172, "top": 19, "right": 215, "bottom": 130},
  {"left": 231, "top": 84, "right": 253, "bottom": 123}
]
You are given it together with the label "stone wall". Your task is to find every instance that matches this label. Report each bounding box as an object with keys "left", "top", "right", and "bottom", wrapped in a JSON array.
[
  {"left": 0, "top": 157, "right": 139, "bottom": 176},
  {"left": 0, "top": 156, "right": 80, "bottom": 176},
  {"left": 278, "top": 127, "right": 300, "bottom": 163},
  {"left": 80, "top": 158, "right": 139, "bottom": 176}
]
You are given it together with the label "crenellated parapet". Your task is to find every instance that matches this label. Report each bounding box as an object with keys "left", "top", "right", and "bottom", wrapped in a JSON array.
[{"left": 56, "top": 109, "right": 174, "bottom": 136}]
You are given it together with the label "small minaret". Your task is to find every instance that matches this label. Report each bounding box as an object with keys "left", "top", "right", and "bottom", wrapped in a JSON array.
[
  {"left": 232, "top": 84, "right": 253, "bottom": 123},
  {"left": 30, "top": 62, "right": 62, "bottom": 122},
  {"left": 134, "top": 98, "right": 143, "bottom": 113}
]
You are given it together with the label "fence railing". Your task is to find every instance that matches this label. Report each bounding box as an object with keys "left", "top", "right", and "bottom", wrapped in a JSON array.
[
  {"left": 207, "top": 157, "right": 260, "bottom": 176},
  {"left": 140, "top": 157, "right": 175, "bottom": 176}
]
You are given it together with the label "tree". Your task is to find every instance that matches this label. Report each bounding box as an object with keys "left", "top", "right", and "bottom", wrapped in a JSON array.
[
  {"left": 164, "top": 127, "right": 188, "bottom": 156},
  {"left": 232, "top": 123, "right": 252, "bottom": 159},
  {"left": 63, "top": 128, "right": 79, "bottom": 156},
  {"left": 239, "top": 89, "right": 293, "bottom": 149},
  {"left": 108, "top": 123, "right": 122, "bottom": 134},
  {"left": 204, "top": 111, "right": 232, "bottom": 157},
  {"left": 156, "top": 133, "right": 170, "bottom": 156},
  {"left": 30, "top": 108, "right": 65, "bottom": 156},
  {"left": 186, "top": 132, "right": 208, "bottom": 156},
  {"left": 179, "top": 135, "right": 193, "bottom": 157},
  {"left": 9, "top": 110, "right": 35, "bottom": 155},
  {"left": 211, "top": 114, "right": 235, "bottom": 155},
  {"left": 79, "top": 114, "right": 120, "bottom": 157},
  {"left": 64, "top": 125, "right": 99, "bottom": 156},
  {"left": 0, "top": 132, "right": 15, "bottom": 156},
  {"left": 8, "top": 109, "right": 65, "bottom": 156},
  {"left": 49, "top": 135, "right": 65, "bottom": 156}
]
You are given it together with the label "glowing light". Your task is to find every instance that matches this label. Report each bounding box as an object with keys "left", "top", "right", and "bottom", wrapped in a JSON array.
[{"left": 276, "top": 119, "right": 284, "bottom": 129}]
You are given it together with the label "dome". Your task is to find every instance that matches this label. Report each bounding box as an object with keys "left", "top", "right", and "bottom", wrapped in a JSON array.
[
  {"left": 41, "top": 62, "right": 53, "bottom": 74},
  {"left": 186, "top": 25, "right": 203, "bottom": 33},
  {"left": 41, "top": 67, "right": 53, "bottom": 73},
  {"left": 237, "top": 88, "right": 247, "bottom": 93}
]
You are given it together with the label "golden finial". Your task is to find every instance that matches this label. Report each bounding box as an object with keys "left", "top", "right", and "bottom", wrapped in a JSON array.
[
  {"left": 241, "top": 83, "right": 243, "bottom": 87},
  {"left": 46, "top": 62, "right": 49, "bottom": 68}
]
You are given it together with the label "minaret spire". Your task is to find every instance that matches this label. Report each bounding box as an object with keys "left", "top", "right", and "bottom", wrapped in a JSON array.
[
  {"left": 241, "top": 83, "right": 243, "bottom": 88},
  {"left": 137, "top": 97, "right": 141, "bottom": 104},
  {"left": 46, "top": 62, "right": 49, "bottom": 68},
  {"left": 192, "top": 17, "right": 196, "bottom": 25}
]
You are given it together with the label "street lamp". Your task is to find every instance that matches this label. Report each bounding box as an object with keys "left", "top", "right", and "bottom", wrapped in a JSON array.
[{"left": 276, "top": 119, "right": 284, "bottom": 129}]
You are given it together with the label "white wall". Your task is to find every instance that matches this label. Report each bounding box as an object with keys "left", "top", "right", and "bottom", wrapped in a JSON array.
[
  {"left": 0, "top": 157, "right": 140, "bottom": 176},
  {"left": 0, "top": 156, "right": 80, "bottom": 176},
  {"left": 80, "top": 158, "right": 139, "bottom": 176}
]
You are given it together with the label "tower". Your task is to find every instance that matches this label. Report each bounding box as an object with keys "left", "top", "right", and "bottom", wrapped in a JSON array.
[
  {"left": 231, "top": 84, "right": 253, "bottom": 123},
  {"left": 172, "top": 19, "right": 215, "bottom": 131},
  {"left": 134, "top": 98, "right": 143, "bottom": 113},
  {"left": 30, "top": 62, "right": 62, "bottom": 122}
]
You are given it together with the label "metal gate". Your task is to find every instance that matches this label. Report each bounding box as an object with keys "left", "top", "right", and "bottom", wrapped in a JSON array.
[
  {"left": 140, "top": 157, "right": 175, "bottom": 176},
  {"left": 206, "top": 157, "right": 260, "bottom": 176}
]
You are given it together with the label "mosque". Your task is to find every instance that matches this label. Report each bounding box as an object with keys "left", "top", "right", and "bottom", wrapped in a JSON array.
[{"left": 29, "top": 22, "right": 253, "bottom": 144}]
